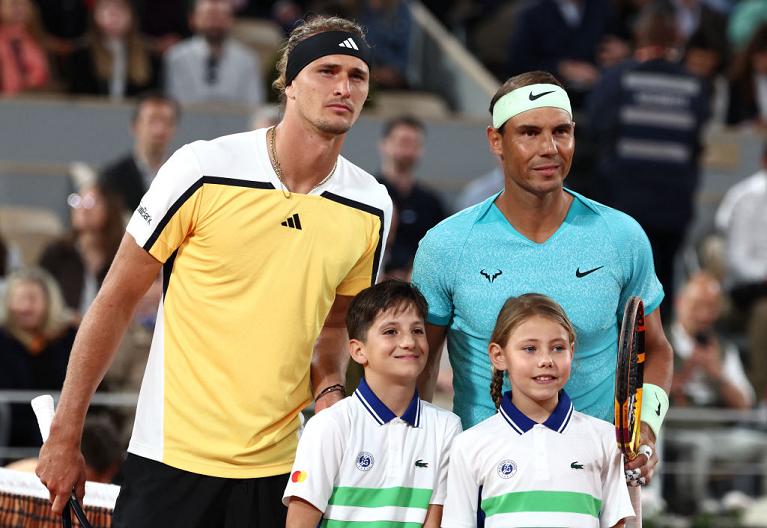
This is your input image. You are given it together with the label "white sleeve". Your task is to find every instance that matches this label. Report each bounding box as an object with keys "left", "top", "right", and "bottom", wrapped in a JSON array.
[
  {"left": 282, "top": 410, "right": 345, "bottom": 511},
  {"left": 599, "top": 440, "right": 635, "bottom": 527},
  {"left": 430, "top": 416, "right": 463, "bottom": 505},
  {"left": 725, "top": 195, "right": 767, "bottom": 282},
  {"left": 441, "top": 434, "right": 479, "bottom": 528},
  {"left": 126, "top": 144, "right": 203, "bottom": 260}
]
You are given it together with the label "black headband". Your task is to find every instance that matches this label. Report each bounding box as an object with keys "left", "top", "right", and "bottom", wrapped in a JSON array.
[{"left": 285, "top": 31, "right": 372, "bottom": 86}]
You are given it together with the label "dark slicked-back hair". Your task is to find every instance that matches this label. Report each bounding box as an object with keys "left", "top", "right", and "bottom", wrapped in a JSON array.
[
  {"left": 346, "top": 280, "right": 428, "bottom": 341},
  {"left": 131, "top": 91, "right": 181, "bottom": 124},
  {"left": 381, "top": 115, "right": 425, "bottom": 138},
  {"left": 488, "top": 71, "right": 565, "bottom": 132}
]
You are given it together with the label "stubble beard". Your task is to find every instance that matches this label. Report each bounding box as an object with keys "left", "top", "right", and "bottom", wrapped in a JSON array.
[{"left": 314, "top": 118, "right": 353, "bottom": 136}]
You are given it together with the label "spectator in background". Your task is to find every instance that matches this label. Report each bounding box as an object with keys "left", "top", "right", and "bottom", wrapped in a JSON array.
[
  {"left": 0, "top": 267, "right": 76, "bottom": 448},
  {"left": 715, "top": 143, "right": 767, "bottom": 403},
  {"left": 726, "top": 24, "right": 767, "bottom": 128},
  {"left": 357, "top": 0, "right": 411, "bottom": 89},
  {"left": 33, "top": 0, "right": 88, "bottom": 68},
  {"left": 97, "top": 93, "right": 179, "bottom": 213},
  {"left": 39, "top": 184, "right": 124, "bottom": 317},
  {"left": 64, "top": 0, "right": 159, "bottom": 99},
  {"left": 506, "top": 0, "right": 624, "bottom": 109},
  {"left": 164, "top": 0, "right": 263, "bottom": 107},
  {"left": 81, "top": 415, "right": 124, "bottom": 484},
  {"left": 377, "top": 115, "right": 446, "bottom": 275},
  {"left": 670, "top": 272, "right": 754, "bottom": 410},
  {"left": 455, "top": 164, "right": 502, "bottom": 212},
  {"left": 588, "top": 2, "right": 709, "bottom": 320},
  {"left": 727, "top": 0, "right": 767, "bottom": 53},
  {"left": 0, "top": 0, "right": 50, "bottom": 95},
  {"left": 665, "top": 272, "right": 767, "bottom": 512},
  {"left": 131, "top": 0, "right": 190, "bottom": 56}
]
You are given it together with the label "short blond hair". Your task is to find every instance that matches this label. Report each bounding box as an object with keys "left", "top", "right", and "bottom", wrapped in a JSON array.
[{"left": 272, "top": 15, "right": 367, "bottom": 102}]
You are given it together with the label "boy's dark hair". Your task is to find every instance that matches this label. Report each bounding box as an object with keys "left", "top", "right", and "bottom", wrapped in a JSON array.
[{"left": 346, "top": 280, "right": 428, "bottom": 341}]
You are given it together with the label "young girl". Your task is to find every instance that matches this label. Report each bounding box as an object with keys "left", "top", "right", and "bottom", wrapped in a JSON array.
[{"left": 442, "top": 293, "right": 634, "bottom": 528}]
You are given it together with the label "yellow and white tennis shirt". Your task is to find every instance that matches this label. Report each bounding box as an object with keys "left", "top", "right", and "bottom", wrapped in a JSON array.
[{"left": 125, "top": 128, "right": 392, "bottom": 478}]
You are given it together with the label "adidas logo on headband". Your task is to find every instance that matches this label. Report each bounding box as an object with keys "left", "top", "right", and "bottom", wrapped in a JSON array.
[
  {"left": 339, "top": 38, "right": 359, "bottom": 50},
  {"left": 285, "top": 31, "right": 372, "bottom": 86}
]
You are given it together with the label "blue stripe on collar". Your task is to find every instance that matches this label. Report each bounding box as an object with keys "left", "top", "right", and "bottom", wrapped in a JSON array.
[
  {"left": 355, "top": 378, "right": 421, "bottom": 427},
  {"left": 499, "top": 390, "right": 574, "bottom": 434}
]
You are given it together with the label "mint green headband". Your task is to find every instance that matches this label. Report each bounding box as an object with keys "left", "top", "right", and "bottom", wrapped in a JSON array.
[{"left": 492, "top": 83, "right": 572, "bottom": 129}]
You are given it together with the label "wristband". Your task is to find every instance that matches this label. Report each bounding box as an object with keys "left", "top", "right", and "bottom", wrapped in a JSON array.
[
  {"left": 640, "top": 383, "right": 669, "bottom": 438},
  {"left": 314, "top": 384, "right": 345, "bottom": 402}
]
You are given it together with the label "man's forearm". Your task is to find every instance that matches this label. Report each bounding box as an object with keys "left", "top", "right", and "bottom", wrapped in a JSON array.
[{"left": 311, "top": 325, "right": 349, "bottom": 398}]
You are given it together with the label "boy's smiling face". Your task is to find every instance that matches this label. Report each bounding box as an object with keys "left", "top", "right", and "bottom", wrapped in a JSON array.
[{"left": 349, "top": 303, "right": 428, "bottom": 384}]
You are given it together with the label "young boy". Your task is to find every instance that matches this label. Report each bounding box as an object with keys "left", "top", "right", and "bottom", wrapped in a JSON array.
[{"left": 283, "top": 280, "right": 462, "bottom": 527}]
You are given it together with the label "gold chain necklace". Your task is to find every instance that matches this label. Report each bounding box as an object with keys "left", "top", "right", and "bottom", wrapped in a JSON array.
[{"left": 267, "top": 126, "right": 337, "bottom": 199}]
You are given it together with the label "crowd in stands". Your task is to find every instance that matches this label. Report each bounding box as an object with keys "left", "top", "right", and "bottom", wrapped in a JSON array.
[{"left": 1, "top": 0, "right": 767, "bottom": 517}]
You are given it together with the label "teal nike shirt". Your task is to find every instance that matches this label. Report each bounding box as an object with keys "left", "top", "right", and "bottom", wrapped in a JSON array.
[{"left": 412, "top": 189, "right": 663, "bottom": 428}]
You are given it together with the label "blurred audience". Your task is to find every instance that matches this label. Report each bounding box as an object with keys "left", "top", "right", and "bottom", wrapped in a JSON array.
[
  {"left": 164, "top": 0, "right": 263, "bottom": 107},
  {"left": 98, "top": 92, "right": 180, "bottom": 213},
  {"left": 588, "top": 2, "right": 709, "bottom": 320},
  {"left": 357, "top": 0, "right": 412, "bottom": 90},
  {"left": 0, "top": 267, "right": 76, "bottom": 447},
  {"left": 39, "top": 184, "right": 124, "bottom": 317},
  {"left": 376, "top": 115, "right": 446, "bottom": 275},
  {"left": 33, "top": 0, "right": 88, "bottom": 66},
  {"left": 726, "top": 24, "right": 767, "bottom": 128},
  {"left": 715, "top": 141, "right": 767, "bottom": 403},
  {"left": 670, "top": 272, "right": 754, "bottom": 410},
  {"left": 455, "top": 164, "right": 503, "bottom": 212},
  {"left": 0, "top": 0, "right": 50, "bottom": 95},
  {"left": 506, "top": 0, "right": 625, "bottom": 110},
  {"left": 665, "top": 272, "right": 767, "bottom": 513},
  {"left": 131, "top": 0, "right": 190, "bottom": 56},
  {"left": 64, "top": 0, "right": 159, "bottom": 99},
  {"left": 727, "top": 0, "right": 767, "bottom": 53}
]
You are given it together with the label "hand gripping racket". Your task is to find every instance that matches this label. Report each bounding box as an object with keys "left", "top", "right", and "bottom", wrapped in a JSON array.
[
  {"left": 614, "top": 297, "right": 645, "bottom": 527},
  {"left": 32, "top": 395, "right": 94, "bottom": 528}
]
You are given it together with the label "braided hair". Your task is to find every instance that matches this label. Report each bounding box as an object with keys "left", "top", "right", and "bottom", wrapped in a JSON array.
[{"left": 488, "top": 293, "right": 576, "bottom": 409}]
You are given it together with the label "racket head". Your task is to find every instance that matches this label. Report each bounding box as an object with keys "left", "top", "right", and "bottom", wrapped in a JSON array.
[{"left": 614, "top": 296, "right": 646, "bottom": 460}]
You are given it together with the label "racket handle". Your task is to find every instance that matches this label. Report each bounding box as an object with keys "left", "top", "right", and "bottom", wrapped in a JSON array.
[
  {"left": 626, "top": 486, "right": 642, "bottom": 527},
  {"left": 31, "top": 394, "right": 55, "bottom": 442}
]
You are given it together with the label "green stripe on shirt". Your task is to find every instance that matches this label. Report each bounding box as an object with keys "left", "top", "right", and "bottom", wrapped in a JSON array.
[
  {"left": 327, "top": 486, "right": 432, "bottom": 509},
  {"left": 321, "top": 520, "right": 424, "bottom": 528},
  {"left": 481, "top": 490, "right": 602, "bottom": 517}
]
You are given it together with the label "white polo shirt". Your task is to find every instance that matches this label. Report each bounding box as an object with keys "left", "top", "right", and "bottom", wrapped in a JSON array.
[
  {"left": 443, "top": 391, "right": 634, "bottom": 528},
  {"left": 283, "top": 378, "right": 462, "bottom": 525}
]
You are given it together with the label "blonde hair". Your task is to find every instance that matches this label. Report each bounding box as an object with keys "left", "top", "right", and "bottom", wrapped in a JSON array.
[
  {"left": 2, "top": 267, "right": 71, "bottom": 348},
  {"left": 489, "top": 293, "right": 576, "bottom": 409},
  {"left": 272, "top": 14, "right": 367, "bottom": 102}
]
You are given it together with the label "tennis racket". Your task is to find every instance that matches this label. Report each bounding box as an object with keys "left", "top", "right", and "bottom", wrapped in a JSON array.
[
  {"left": 31, "top": 395, "right": 94, "bottom": 528},
  {"left": 614, "top": 296, "right": 646, "bottom": 527}
]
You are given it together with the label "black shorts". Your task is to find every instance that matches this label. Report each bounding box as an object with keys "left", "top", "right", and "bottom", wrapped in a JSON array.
[{"left": 112, "top": 454, "right": 288, "bottom": 528}]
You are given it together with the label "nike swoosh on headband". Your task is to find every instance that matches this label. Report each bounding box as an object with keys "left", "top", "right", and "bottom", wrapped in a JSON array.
[{"left": 529, "top": 90, "right": 555, "bottom": 101}]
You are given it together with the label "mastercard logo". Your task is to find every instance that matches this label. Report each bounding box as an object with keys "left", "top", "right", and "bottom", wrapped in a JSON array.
[{"left": 291, "top": 470, "right": 307, "bottom": 483}]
